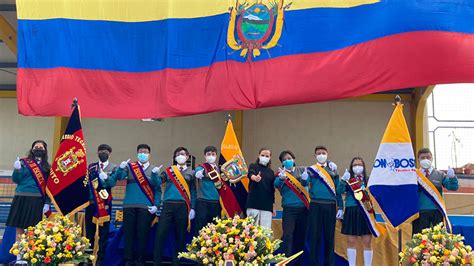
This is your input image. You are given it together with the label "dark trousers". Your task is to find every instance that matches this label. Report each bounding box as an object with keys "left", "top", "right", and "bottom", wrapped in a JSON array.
[
  {"left": 282, "top": 206, "right": 308, "bottom": 266},
  {"left": 308, "top": 202, "right": 337, "bottom": 266},
  {"left": 85, "top": 204, "right": 110, "bottom": 266},
  {"left": 412, "top": 209, "right": 443, "bottom": 235},
  {"left": 194, "top": 199, "right": 221, "bottom": 235},
  {"left": 123, "top": 207, "right": 154, "bottom": 266},
  {"left": 154, "top": 201, "right": 188, "bottom": 266}
]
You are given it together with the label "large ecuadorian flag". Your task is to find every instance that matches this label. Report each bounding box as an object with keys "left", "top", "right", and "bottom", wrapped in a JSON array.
[
  {"left": 368, "top": 101, "right": 418, "bottom": 229},
  {"left": 16, "top": 0, "right": 474, "bottom": 119}
]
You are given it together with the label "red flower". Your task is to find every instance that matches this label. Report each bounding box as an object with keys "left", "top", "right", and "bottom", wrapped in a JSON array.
[
  {"left": 44, "top": 256, "right": 51, "bottom": 263},
  {"left": 421, "top": 240, "right": 428, "bottom": 245},
  {"left": 66, "top": 244, "right": 72, "bottom": 251},
  {"left": 215, "top": 250, "right": 221, "bottom": 256},
  {"left": 409, "top": 256, "right": 417, "bottom": 264},
  {"left": 47, "top": 223, "right": 53, "bottom": 228}
]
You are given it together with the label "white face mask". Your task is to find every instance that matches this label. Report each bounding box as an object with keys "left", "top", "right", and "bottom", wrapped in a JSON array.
[
  {"left": 175, "top": 155, "right": 187, "bottom": 165},
  {"left": 316, "top": 154, "right": 327, "bottom": 164},
  {"left": 420, "top": 159, "right": 432, "bottom": 169},
  {"left": 206, "top": 155, "right": 216, "bottom": 164},
  {"left": 352, "top": 166, "right": 364, "bottom": 175},
  {"left": 259, "top": 156, "right": 270, "bottom": 166}
]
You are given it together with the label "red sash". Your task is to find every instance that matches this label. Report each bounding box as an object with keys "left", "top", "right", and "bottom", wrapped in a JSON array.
[
  {"left": 280, "top": 170, "right": 310, "bottom": 210},
  {"left": 21, "top": 159, "right": 47, "bottom": 197},
  {"left": 88, "top": 163, "right": 111, "bottom": 224},
  {"left": 201, "top": 163, "right": 242, "bottom": 217},
  {"left": 347, "top": 175, "right": 374, "bottom": 213},
  {"left": 129, "top": 162, "right": 155, "bottom": 206},
  {"left": 21, "top": 158, "right": 51, "bottom": 217}
]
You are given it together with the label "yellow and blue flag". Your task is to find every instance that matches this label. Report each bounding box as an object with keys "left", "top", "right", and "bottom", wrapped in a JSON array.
[{"left": 368, "top": 102, "right": 419, "bottom": 228}]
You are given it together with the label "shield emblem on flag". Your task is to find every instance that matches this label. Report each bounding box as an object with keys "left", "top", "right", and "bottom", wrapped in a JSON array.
[{"left": 56, "top": 147, "right": 85, "bottom": 176}]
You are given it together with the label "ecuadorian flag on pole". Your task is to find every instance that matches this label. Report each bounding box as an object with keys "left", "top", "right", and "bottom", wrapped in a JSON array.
[{"left": 368, "top": 101, "right": 419, "bottom": 229}]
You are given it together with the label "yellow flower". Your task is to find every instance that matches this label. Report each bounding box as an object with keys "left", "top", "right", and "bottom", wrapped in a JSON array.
[
  {"left": 31, "top": 258, "right": 38, "bottom": 264},
  {"left": 11, "top": 249, "right": 19, "bottom": 256},
  {"left": 190, "top": 254, "right": 196, "bottom": 260},
  {"left": 449, "top": 255, "right": 456, "bottom": 262},
  {"left": 90, "top": 255, "right": 96, "bottom": 260},
  {"left": 421, "top": 235, "right": 428, "bottom": 241},
  {"left": 429, "top": 256, "right": 437, "bottom": 263},
  {"left": 203, "top": 258, "right": 209, "bottom": 264}
]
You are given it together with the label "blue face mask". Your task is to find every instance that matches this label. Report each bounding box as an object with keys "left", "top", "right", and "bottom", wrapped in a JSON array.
[
  {"left": 137, "top": 153, "right": 149, "bottom": 163},
  {"left": 283, "top": 159, "right": 294, "bottom": 169}
]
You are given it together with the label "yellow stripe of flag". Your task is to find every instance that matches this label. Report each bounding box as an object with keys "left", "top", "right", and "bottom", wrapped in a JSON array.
[
  {"left": 17, "top": 0, "right": 379, "bottom": 22},
  {"left": 381, "top": 103, "right": 412, "bottom": 143}
]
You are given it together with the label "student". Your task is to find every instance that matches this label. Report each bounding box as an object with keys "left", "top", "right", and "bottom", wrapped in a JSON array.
[
  {"left": 246, "top": 148, "right": 275, "bottom": 229},
  {"left": 274, "top": 150, "right": 309, "bottom": 266},
  {"left": 412, "top": 148, "right": 459, "bottom": 234},
  {"left": 85, "top": 144, "right": 117, "bottom": 266},
  {"left": 7, "top": 140, "right": 51, "bottom": 262},
  {"left": 154, "top": 147, "right": 196, "bottom": 266},
  {"left": 112, "top": 144, "right": 162, "bottom": 266},
  {"left": 194, "top": 146, "right": 221, "bottom": 234},
  {"left": 307, "top": 145, "right": 343, "bottom": 266},
  {"left": 338, "top": 157, "right": 373, "bottom": 266}
]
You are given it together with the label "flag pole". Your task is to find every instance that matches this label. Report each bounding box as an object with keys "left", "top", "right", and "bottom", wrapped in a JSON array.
[{"left": 394, "top": 94, "right": 403, "bottom": 257}]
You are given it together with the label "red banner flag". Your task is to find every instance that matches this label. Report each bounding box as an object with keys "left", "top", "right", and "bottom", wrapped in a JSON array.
[{"left": 47, "top": 101, "right": 90, "bottom": 216}]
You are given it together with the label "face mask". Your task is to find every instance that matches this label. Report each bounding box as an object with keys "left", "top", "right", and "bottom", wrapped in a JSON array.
[
  {"left": 137, "top": 153, "right": 149, "bottom": 163},
  {"left": 316, "top": 154, "right": 327, "bottom": 164},
  {"left": 175, "top": 155, "right": 187, "bottom": 165},
  {"left": 259, "top": 156, "right": 270, "bottom": 166},
  {"left": 32, "top": 149, "right": 46, "bottom": 158},
  {"left": 283, "top": 159, "right": 294, "bottom": 169},
  {"left": 352, "top": 166, "right": 364, "bottom": 175},
  {"left": 420, "top": 159, "right": 432, "bottom": 169},
  {"left": 98, "top": 152, "right": 109, "bottom": 163},
  {"left": 206, "top": 155, "right": 216, "bottom": 164}
]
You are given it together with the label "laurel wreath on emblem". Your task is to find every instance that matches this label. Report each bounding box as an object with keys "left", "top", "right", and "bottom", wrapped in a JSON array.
[
  {"left": 220, "top": 154, "right": 248, "bottom": 184},
  {"left": 227, "top": 0, "right": 291, "bottom": 61}
]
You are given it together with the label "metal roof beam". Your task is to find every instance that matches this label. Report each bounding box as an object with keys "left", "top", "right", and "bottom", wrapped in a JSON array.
[{"left": 0, "top": 15, "right": 17, "bottom": 55}]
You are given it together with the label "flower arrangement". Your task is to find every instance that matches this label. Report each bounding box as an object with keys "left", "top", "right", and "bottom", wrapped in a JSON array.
[
  {"left": 400, "top": 223, "right": 473, "bottom": 265},
  {"left": 179, "top": 216, "right": 287, "bottom": 265},
  {"left": 10, "top": 215, "right": 94, "bottom": 265}
]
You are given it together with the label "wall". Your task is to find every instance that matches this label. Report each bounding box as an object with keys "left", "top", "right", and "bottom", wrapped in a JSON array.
[{"left": 0, "top": 98, "right": 54, "bottom": 172}]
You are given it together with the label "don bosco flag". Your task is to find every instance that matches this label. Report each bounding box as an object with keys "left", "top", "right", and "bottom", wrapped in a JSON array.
[
  {"left": 219, "top": 119, "right": 249, "bottom": 216},
  {"left": 368, "top": 101, "right": 418, "bottom": 228},
  {"left": 16, "top": 0, "right": 474, "bottom": 119},
  {"left": 47, "top": 101, "right": 89, "bottom": 216}
]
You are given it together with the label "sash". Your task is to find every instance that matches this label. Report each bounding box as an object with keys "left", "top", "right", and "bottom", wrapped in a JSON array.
[
  {"left": 21, "top": 158, "right": 47, "bottom": 197},
  {"left": 166, "top": 166, "right": 192, "bottom": 231},
  {"left": 416, "top": 169, "right": 452, "bottom": 232},
  {"left": 88, "top": 163, "right": 111, "bottom": 224},
  {"left": 201, "top": 163, "right": 242, "bottom": 217},
  {"left": 129, "top": 162, "right": 155, "bottom": 206},
  {"left": 281, "top": 170, "right": 310, "bottom": 209},
  {"left": 346, "top": 176, "right": 385, "bottom": 237},
  {"left": 307, "top": 164, "right": 336, "bottom": 197},
  {"left": 21, "top": 158, "right": 51, "bottom": 217}
]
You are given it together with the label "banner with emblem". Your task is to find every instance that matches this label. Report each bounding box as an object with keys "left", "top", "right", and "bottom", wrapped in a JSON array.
[
  {"left": 219, "top": 119, "right": 249, "bottom": 214},
  {"left": 47, "top": 100, "right": 90, "bottom": 216},
  {"left": 367, "top": 101, "right": 419, "bottom": 229}
]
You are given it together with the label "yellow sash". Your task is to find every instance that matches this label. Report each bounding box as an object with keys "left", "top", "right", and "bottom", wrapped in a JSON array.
[
  {"left": 311, "top": 164, "right": 336, "bottom": 196},
  {"left": 284, "top": 171, "right": 311, "bottom": 207},
  {"left": 171, "top": 165, "right": 192, "bottom": 231},
  {"left": 416, "top": 169, "right": 452, "bottom": 232}
]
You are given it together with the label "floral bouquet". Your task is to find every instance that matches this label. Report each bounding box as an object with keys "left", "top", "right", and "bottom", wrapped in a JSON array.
[
  {"left": 10, "top": 215, "right": 94, "bottom": 265},
  {"left": 400, "top": 223, "right": 473, "bottom": 265},
  {"left": 179, "top": 215, "right": 287, "bottom": 265}
]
